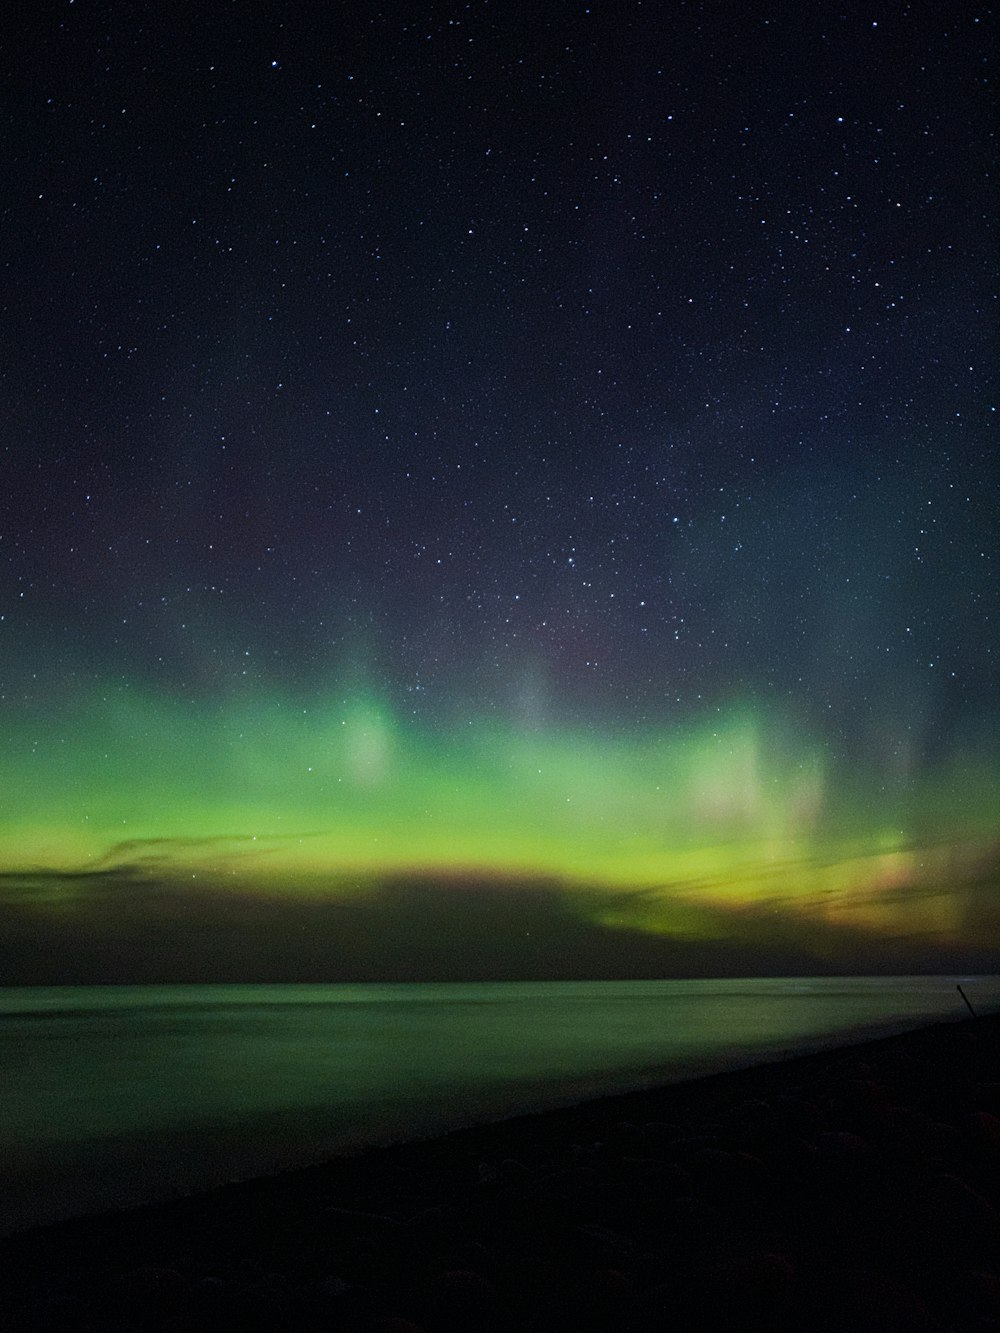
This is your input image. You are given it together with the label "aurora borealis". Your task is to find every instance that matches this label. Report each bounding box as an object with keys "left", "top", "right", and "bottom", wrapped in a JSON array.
[
  {"left": 3, "top": 676, "right": 997, "bottom": 979},
  {"left": 1, "top": 1, "right": 996, "bottom": 980}
]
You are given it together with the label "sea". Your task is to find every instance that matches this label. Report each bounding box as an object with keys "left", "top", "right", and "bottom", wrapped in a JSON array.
[{"left": 1, "top": 975, "right": 997, "bottom": 1234}]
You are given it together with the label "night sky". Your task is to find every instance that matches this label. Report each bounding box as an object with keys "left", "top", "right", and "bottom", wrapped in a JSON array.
[{"left": 1, "top": 1, "right": 996, "bottom": 982}]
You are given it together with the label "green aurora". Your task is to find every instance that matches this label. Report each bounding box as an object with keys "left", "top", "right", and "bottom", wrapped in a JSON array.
[{"left": 2, "top": 682, "right": 997, "bottom": 975}]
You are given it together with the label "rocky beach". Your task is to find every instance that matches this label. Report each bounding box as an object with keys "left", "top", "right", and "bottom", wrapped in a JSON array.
[{"left": 1, "top": 1012, "right": 997, "bottom": 1331}]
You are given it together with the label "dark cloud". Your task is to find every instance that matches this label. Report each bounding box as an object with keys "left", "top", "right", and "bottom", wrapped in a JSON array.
[
  {"left": 2, "top": 869, "right": 994, "bottom": 986},
  {"left": 91, "top": 833, "right": 327, "bottom": 869}
]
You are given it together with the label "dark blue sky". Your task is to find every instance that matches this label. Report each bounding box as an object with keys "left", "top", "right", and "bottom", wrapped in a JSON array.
[{"left": 0, "top": 1, "right": 995, "bottom": 980}]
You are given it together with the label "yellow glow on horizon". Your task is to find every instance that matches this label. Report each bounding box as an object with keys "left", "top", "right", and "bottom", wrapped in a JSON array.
[{"left": 1, "top": 684, "right": 996, "bottom": 953}]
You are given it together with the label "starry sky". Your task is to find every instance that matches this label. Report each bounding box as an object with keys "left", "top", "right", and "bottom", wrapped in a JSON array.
[{"left": 1, "top": 0, "right": 996, "bottom": 982}]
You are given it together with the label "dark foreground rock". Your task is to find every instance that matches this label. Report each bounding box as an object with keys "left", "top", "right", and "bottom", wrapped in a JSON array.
[{"left": 1, "top": 1014, "right": 998, "bottom": 1331}]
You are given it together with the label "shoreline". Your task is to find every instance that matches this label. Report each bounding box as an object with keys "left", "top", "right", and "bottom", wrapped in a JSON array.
[
  {"left": 0, "top": 1004, "right": 986, "bottom": 1240},
  {"left": 1, "top": 1012, "right": 998, "bottom": 1330}
]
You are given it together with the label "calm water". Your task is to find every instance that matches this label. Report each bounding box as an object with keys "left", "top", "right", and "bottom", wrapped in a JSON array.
[{"left": 1, "top": 976, "right": 996, "bottom": 1233}]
